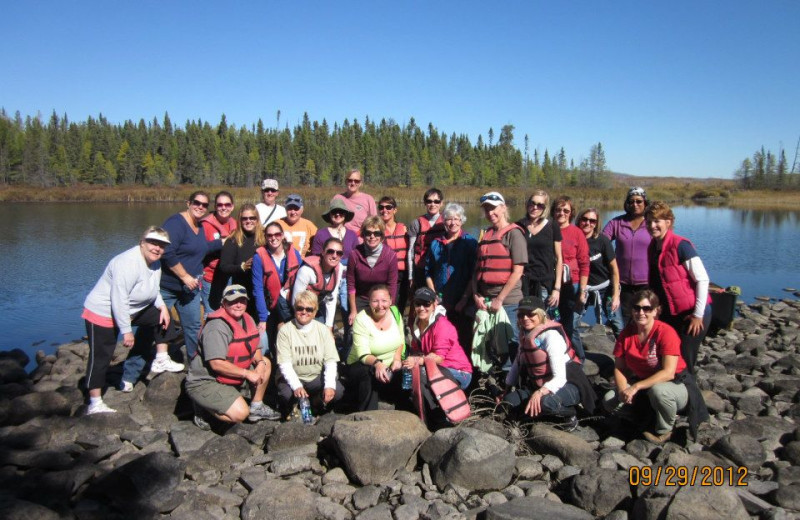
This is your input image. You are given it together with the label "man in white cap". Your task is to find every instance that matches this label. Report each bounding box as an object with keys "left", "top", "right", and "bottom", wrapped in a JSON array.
[{"left": 256, "top": 178, "right": 287, "bottom": 226}]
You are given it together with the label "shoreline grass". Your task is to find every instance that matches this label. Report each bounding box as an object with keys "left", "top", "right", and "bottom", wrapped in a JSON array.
[{"left": 1, "top": 183, "right": 798, "bottom": 210}]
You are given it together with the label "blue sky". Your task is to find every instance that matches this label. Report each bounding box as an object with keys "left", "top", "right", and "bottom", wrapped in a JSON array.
[{"left": 2, "top": 1, "right": 798, "bottom": 178}]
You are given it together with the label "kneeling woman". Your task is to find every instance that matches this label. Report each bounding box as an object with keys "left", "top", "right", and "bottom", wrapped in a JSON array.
[
  {"left": 343, "top": 284, "right": 406, "bottom": 411},
  {"left": 186, "top": 285, "right": 281, "bottom": 429},
  {"left": 501, "top": 296, "right": 589, "bottom": 431},
  {"left": 603, "top": 290, "right": 707, "bottom": 444},
  {"left": 276, "top": 290, "right": 344, "bottom": 417}
]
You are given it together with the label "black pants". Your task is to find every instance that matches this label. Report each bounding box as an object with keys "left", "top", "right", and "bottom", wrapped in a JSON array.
[
  {"left": 663, "top": 308, "right": 711, "bottom": 373},
  {"left": 341, "top": 362, "right": 406, "bottom": 411},
  {"left": 276, "top": 372, "right": 344, "bottom": 413},
  {"left": 84, "top": 304, "right": 177, "bottom": 391}
]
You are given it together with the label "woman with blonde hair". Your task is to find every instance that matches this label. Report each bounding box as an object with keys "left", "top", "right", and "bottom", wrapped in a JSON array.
[
  {"left": 517, "top": 189, "right": 563, "bottom": 309},
  {"left": 219, "top": 203, "right": 264, "bottom": 321}
]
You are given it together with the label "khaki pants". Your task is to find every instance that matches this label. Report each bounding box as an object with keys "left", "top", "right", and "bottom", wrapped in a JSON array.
[{"left": 603, "top": 381, "right": 688, "bottom": 434}]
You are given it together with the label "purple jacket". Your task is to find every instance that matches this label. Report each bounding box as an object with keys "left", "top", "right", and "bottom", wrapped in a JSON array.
[
  {"left": 602, "top": 215, "right": 651, "bottom": 286},
  {"left": 346, "top": 244, "right": 398, "bottom": 303},
  {"left": 411, "top": 309, "right": 473, "bottom": 374}
]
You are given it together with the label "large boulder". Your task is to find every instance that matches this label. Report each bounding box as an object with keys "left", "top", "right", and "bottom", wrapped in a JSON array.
[
  {"left": 427, "top": 427, "right": 516, "bottom": 491},
  {"left": 712, "top": 434, "right": 767, "bottom": 467},
  {"left": 527, "top": 424, "right": 598, "bottom": 467},
  {"left": 728, "top": 416, "right": 795, "bottom": 445},
  {"left": 664, "top": 484, "right": 750, "bottom": 520},
  {"left": 569, "top": 467, "right": 632, "bottom": 516},
  {"left": 485, "top": 496, "right": 593, "bottom": 520},
  {"left": 86, "top": 451, "right": 185, "bottom": 515},
  {"left": 241, "top": 477, "right": 319, "bottom": 519},
  {"left": 7, "top": 391, "right": 72, "bottom": 425},
  {"left": 267, "top": 420, "right": 323, "bottom": 452},
  {"left": 142, "top": 372, "right": 185, "bottom": 420},
  {"left": 0, "top": 496, "right": 60, "bottom": 520},
  {"left": 331, "top": 410, "right": 429, "bottom": 485},
  {"left": 185, "top": 434, "right": 253, "bottom": 474},
  {"left": 0, "top": 358, "right": 28, "bottom": 384}
]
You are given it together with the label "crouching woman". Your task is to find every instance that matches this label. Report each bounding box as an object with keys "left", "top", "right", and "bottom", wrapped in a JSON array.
[
  {"left": 276, "top": 290, "right": 344, "bottom": 417},
  {"left": 603, "top": 289, "right": 708, "bottom": 444},
  {"left": 500, "top": 296, "right": 594, "bottom": 431},
  {"left": 186, "top": 284, "right": 281, "bottom": 429}
]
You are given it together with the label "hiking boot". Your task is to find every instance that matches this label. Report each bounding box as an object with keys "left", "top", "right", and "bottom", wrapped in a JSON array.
[
  {"left": 87, "top": 401, "right": 117, "bottom": 415},
  {"left": 120, "top": 381, "right": 134, "bottom": 393},
  {"left": 151, "top": 357, "right": 185, "bottom": 374},
  {"left": 248, "top": 402, "right": 281, "bottom": 422},
  {"left": 193, "top": 413, "right": 211, "bottom": 431},
  {"left": 556, "top": 415, "right": 579, "bottom": 433},
  {"left": 643, "top": 430, "right": 673, "bottom": 444}
]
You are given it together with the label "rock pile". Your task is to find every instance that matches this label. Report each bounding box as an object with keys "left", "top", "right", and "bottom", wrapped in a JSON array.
[{"left": 0, "top": 298, "right": 798, "bottom": 519}]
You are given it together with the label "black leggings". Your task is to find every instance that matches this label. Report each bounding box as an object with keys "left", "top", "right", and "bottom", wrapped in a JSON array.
[{"left": 663, "top": 308, "right": 711, "bottom": 373}]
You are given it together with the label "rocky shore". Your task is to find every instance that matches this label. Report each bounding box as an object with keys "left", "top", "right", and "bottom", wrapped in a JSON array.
[{"left": 1, "top": 298, "right": 799, "bottom": 519}]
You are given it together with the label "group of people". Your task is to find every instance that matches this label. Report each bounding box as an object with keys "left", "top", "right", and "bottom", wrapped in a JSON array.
[{"left": 82, "top": 172, "right": 711, "bottom": 442}]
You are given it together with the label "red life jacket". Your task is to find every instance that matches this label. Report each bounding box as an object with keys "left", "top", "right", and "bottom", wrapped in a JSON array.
[
  {"left": 649, "top": 229, "right": 711, "bottom": 316},
  {"left": 413, "top": 215, "right": 445, "bottom": 266},
  {"left": 518, "top": 320, "right": 581, "bottom": 388},
  {"left": 298, "top": 255, "right": 339, "bottom": 299},
  {"left": 385, "top": 222, "right": 409, "bottom": 272},
  {"left": 476, "top": 223, "right": 523, "bottom": 287},
  {"left": 256, "top": 246, "right": 301, "bottom": 310},
  {"left": 203, "top": 308, "right": 260, "bottom": 386},
  {"left": 201, "top": 215, "right": 237, "bottom": 282}
]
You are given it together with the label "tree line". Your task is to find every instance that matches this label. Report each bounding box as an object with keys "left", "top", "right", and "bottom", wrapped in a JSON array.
[
  {"left": 734, "top": 146, "right": 799, "bottom": 190},
  {"left": 0, "top": 109, "right": 611, "bottom": 189}
]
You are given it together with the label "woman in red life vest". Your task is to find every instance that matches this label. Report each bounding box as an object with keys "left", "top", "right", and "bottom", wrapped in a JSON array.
[
  {"left": 576, "top": 207, "right": 624, "bottom": 337},
  {"left": 645, "top": 202, "right": 711, "bottom": 373},
  {"left": 472, "top": 191, "right": 528, "bottom": 365},
  {"left": 500, "top": 296, "right": 584, "bottom": 431},
  {"left": 603, "top": 290, "right": 707, "bottom": 444},
  {"left": 407, "top": 188, "right": 445, "bottom": 290},
  {"left": 379, "top": 196, "right": 410, "bottom": 315},
  {"left": 201, "top": 191, "right": 237, "bottom": 312},
  {"left": 551, "top": 195, "right": 589, "bottom": 362},
  {"left": 186, "top": 285, "right": 280, "bottom": 430},
  {"left": 252, "top": 222, "right": 302, "bottom": 356},
  {"left": 292, "top": 237, "right": 345, "bottom": 329}
]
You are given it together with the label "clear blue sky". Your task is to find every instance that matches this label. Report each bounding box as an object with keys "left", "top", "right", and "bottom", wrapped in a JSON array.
[{"left": 2, "top": 1, "right": 798, "bottom": 178}]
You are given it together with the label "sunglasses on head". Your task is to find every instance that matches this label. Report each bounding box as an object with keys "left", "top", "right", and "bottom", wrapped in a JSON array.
[
  {"left": 424, "top": 198, "right": 441, "bottom": 204},
  {"left": 480, "top": 194, "right": 503, "bottom": 203},
  {"left": 378, "top": 204, "right": 394, "bottom": 211},
  {"left": 224, "top": 288, "right": 248, "bottom": 298},
  {"left": 295, "top": 305, "right": 315, "bottom": 314},
  {"left": 325, "top": 248, "right": 344, "bottom": 257},
  {"left": 241, "top": 216, "right": 258, "bottom": 222},
  {"left": 363, "top": 230, "right": 383, "bottom": 238},
  {"left": 266, "top": 231, "right": 284, "bottom": 239},
  {"left": 191, "top": 199, "right": 209, "bottom": 208},
  {"left": 632, "top": 304, "right": 654, "bottom": 313}
]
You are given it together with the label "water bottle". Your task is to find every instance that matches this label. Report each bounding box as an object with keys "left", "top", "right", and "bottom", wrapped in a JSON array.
[
  {"left": 401, "top": 367, "right": 413, "bottom": 390},
  {"left": 298, "top": 397, "right": 313, "bottom": 425}
]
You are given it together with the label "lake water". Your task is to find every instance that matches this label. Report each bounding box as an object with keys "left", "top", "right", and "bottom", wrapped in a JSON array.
[{"left": 1, "top": 201, "right": 798, "bottom": 366}]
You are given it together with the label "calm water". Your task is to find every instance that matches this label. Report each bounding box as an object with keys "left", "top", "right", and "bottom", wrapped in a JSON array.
[{"left": 1, "top": 201, "right": 798, "bottom": 365}]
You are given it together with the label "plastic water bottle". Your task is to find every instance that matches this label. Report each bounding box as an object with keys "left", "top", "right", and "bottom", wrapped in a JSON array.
[
  {"left": 298, "top": 397, "right": 313, "bottom": 425},
  {"left": 401, "top": 367, "right": 413, "bottom": 390}
]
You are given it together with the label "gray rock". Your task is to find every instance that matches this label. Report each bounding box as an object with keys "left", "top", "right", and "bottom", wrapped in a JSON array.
[
  {"left": 323, "top": 466, "right": 351, "bottom": 484},
  {"left": 186, "top": 434, "right": 253, "bottom": 473},
  {"left": 610, "top": 451, "right": 642, "bottom": 470},
  {"left": 241, "top": 477, "right": 319, "bottom": 519},
  {"left": 227, "top": 419, "right": 277, "bottom": 446},
  {"left": 315, "top": 496, "right": 354, "bottom": 520},
  {"left": 556, "top": 465, "right": 582, "bottom": 481},
  {"left": 773, "top": 483, "right": 800, "bottom": 511},
  {"left": 540, "top": 454, "right": 564, "bottom": 472},
  {"left": 701, "top": 390, "right": 726, "bottom": 414},
  {"left": 501, "top": 484, "right": 525, "bottom": 499},
  {"left": 625, "top": 439, "right": 658, "bottom": 460},
  {"left": 355, "top": 503, "right": 393, "bottom": 519},
  {"left": 86, "top": 451, "right": 186, "bottom": 515},
  {"left": 712, "top": 434, "right": 767, "bottom": 467},
  {"left": 734, "top": 488, "right": 777, "bottom": 515},
  {"left": 267, "top": 420, "right": 322, "bottom": 452},
  {"left": 0, "top": 447, "right": 74, "bottom": 470},
  {"left": 142, "top": 372, "right": 185, "bottom": 419},
  {"left": 352, "top": 485, "right": 384, "bottom": 510},
  {"left": 432, "top": 427, "right": 516, "bottom": 491},
  {"left": 728, "top": 416, "right": 795, "bottom": 445},
  {"left": 0, "top": 495, "right": 61, "bottom": 520},
  {"left": 270, "top": 449, "right": 314, "bottom": 476},
  {"left": 120, "top": 429, "right": 168, "bottom": 449},
  {"left": 169, "top": 421, "right": 217, "bottom": 456},
  {"left": 782, "top": 441, "right": 800, "bottom": 465},
  {"left": 7, "top": 391, "right": 72, "bottom": 425},
  {"left": 569, "top": 467, "right": 632, "bottom": 517},
  {"left": 0, "top": 358, "right": 29, "bottom": 385},
  {"left": 484, "top": 491, "right": 508, "bottom": 505},
  {"left": 664, "top": 485, "right": 750, "bottom": 520},
  {"left": 425, "top": 500, "right": 460, "bottom": 518},
  {"left": 528, "top": 424, "right": 597, "bottom": 467},
  {"left": 515, "top": 456, "right": 544, "bottom": 480},
  {"left": 332, "top": 411, "right": 430, "bottom": 485},
  {"left": 239, "top": 466, "right": 270, "bottom": 491},
  {"left": 601, "top": 436, "right": 626, "bottom": 449},
  {"left": 321, "top": 482, "right": 357, "bottom": 502},
  {"left": 604, "top": 511, "right": 628, "bottom": 520},
  {"left": 485, "top": 495, "right": 593, "bottom": 519},
  {"left": 776, "top": 466, "right": 800, "bottom": 485}
]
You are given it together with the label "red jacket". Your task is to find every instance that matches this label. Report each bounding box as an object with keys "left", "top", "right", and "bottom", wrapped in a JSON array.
[
  {"left": 649, "top": 229, "right": 709, "bottom": 316},
  {"left": 201, "top": 215, "right": 237, "bottom": 282}
]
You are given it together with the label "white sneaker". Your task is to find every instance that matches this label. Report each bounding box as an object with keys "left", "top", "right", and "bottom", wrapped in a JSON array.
[
  {"left": 150, "top": 357, "right": 185, "bottom": 374},
  {"left": 120, "top": 381, "right": 134, "bottom": 393},
  {"left": 87, "top": 401, "right": 116, "bottom": 415}
]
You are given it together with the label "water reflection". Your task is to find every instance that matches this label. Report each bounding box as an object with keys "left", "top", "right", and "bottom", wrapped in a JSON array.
[{"left": 737, "top": 208, "right": 800, "bottom": 229}]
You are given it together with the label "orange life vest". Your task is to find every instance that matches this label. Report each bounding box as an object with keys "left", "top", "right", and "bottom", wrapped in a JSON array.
[
  {"left": 385, "top": 222, "right": 409, "bottom": 272},
  {"left": 201, "top": 215, "right": 237, "bottom": 282},
  {"left": 298, "top": 255, "right": 339, "bottom": 299},
  {"left": 476, "top": 223, "right": 523, "bottom": 287},
  {"left": 413, "top": 215, "right": 445, "bottom": 266},
  {"left": 256, "top": 246, "right": 301, "bottom": 310},
  {"left": 203, "top": 308, "right": 260, "bottom": 386},
  {"left": 518, "top": 320, "right": 581, "bottom": 388}
]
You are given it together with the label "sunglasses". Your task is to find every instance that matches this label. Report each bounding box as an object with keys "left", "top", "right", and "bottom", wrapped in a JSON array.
[
  {"left": 528, "top": 202, "right": 546, "bottom": 209},
  {"left": 555, "top": 208, "right": 571, "bottom": 214},
  {"left": 266, "top": 232, "right": 284, "bottom": 239},
  {"left": 378, "top": 204, "right": 395, "bottom": 211},
  {"left": 241, "top": 216, "right": 258, "bottom": 222},
  {"left": 295, "top": 306, "right": 315, "bottom": 314},
  {"left": 329, "top": 210, "right": 346, "bottom": 218},
  {"left": 424, "top": 198, "right": 441, "bottom": 204},
  {"left": 580, "top": 217, "right": 598, "bottom": 224},
  {"left": 480, "top": 194, "right": 503, "bottom": 203},
  {"left": 363, "top": 230, "right": 383, "bottom": 238},
  {"left": 413, "top": 301, "right": 433, "bottom": 308},
  {"left": 519, "top": 309, "right": 539, "bottom": 317},
  {"left": 216, "top": 202, "right": 233, "bottom": 209},
  {"left": 347, "top": 178, "right": 362, "bottom": 184},
  {"left": 262, "top": 188, "right": 278, "bottom": 193},
  {"left": 191, "top": 199, "right": 209, "bottom": 208},
  {"left": 325, "top": 248, "right": 344, "bottom": 257},
  {"left": 628, "top": 199, "right": 645, "bottom": 205},
  {"left": 632, "top": 304, "right": 654, "bottom": 313}
]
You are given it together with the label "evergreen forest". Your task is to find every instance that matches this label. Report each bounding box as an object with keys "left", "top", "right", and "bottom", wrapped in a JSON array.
[{"left": 0, "top": 109, "right": 613, "bottom": 190}]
